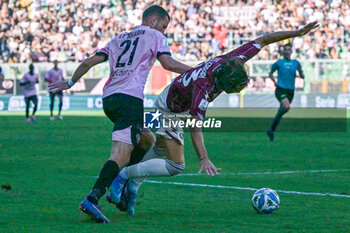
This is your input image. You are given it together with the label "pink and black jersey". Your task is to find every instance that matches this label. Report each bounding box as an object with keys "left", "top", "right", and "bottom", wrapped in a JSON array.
[
  {"left": 166, "top": 41, "right": 261, "bottom": 120},
  {"left": 97, "top": 25, "right": 171, "bottom": 100},
  {"left": 45, "top": 68, "right": 64, "bottom": 84},
  {"left": 20, "top": 72, "right": 39, "bottom": 97}
]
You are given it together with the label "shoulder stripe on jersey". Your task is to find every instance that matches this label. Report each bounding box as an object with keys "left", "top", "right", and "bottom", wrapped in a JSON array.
[
  {"left": 157, "top": 51, "right": 171, "bottom": 58},
  {"left": 253, "top": 43, "right": 262, "bottom": 49}
]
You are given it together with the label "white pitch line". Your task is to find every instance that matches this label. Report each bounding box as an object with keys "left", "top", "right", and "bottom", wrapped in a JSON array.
[
  {"left": 145, "top": 180, "right": 350, "bottom": 198},
  {"left": 90, "top": 169, "right": 350, "bottom": 180},
  {"left": 177, "top": 169, "right": 350, "bottom": 176}
]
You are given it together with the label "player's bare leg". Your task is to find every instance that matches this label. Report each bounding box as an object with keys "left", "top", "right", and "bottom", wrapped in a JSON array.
[
  {"left": 124, "top": 135, "right": 185, "bottom": 179},
  {"left": 80, "top": 141, "right": 133, "bottom": 223},
  {"left": 109, "top": 135, "right": 185, "bottom": 215},
  {"left": 119, "top": 135, "right": 185, "bottom": 179},
  {"left": 281, "top": 98, "right": 291, "bottom": 111},
  {"left": 103, "top": 141, "right": 134, "bottom": 203},
  {"left": 110, "top": 141, "right": 134, "bottom": 168},
  {"left": 106, "top": 129, "right": 156, "bottom": 211},
  {"left": 268, "top": 98, "right": 290, "bottom": 141},
  {"left": 159, "top": 135, "right": 184, "bottom": 164},
  {"left": 114, "top": 135, "right": 185, "bottom": 216},
  {"left": 140, "top": 129, "right": 156, "bottom": 149},
  {"left": 127, "top": 129, "right": 156, "bottom": 166}
]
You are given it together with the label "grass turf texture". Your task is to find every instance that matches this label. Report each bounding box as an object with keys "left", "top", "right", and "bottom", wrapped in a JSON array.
[{"left": 0, "top": 110, "right": 349, "bottom": 232}]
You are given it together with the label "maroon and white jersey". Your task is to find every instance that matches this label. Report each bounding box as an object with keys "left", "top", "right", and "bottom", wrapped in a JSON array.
[
  {"left": 166, "top": 41, "right": 261, "bottom": 120},
  {"left": 20, "top": 72, "right": 39, "bottom": 97}
]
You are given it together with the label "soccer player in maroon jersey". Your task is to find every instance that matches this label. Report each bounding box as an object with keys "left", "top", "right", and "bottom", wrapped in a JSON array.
[{"left": 110, "top": 21, "right": 319, "bottom": 216}]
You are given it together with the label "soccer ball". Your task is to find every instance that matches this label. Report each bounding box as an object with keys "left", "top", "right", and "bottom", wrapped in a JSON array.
[{"left": 251, "top": 188, "right": 280, "bottom": 214}]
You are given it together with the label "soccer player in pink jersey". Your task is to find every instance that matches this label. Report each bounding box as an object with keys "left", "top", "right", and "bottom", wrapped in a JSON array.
[
  {"left": 45, "top": 60, "right": 64, "bottom": 120},
  {"left": 20, "top": 64, "right": 39, "bottom": 123},
  {"left": 111, "top": 22, "right": 320, "bottom": 216},
  {"left": 49, "top": 5, "right": 191, "bottom": 223}
]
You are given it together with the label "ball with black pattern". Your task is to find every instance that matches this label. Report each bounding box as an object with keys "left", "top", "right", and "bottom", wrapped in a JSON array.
[{"left": 251, "top": 188, "right": 280, "bottom": 214}]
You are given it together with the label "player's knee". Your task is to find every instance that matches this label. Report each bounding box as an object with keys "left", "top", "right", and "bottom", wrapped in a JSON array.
[
  {"left": 140, "top": 129, "right": 156, "bottom": 150},
  {"left": 281, "top": 102, "right": 290, "bottom": 112},
  {"left": 110, "top": 141, "right": 134, "bottom": 168},
  {"left": 166, "top": 159, "right": 185, "bottom": 176},
  {"left": 284, "top": 105, "right": 290, "bottom": 112},
  {"left": 155, "top": 135, "right": 167, "bottom": 148}
]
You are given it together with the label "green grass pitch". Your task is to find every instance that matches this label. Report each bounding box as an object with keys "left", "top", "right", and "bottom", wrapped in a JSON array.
[{"left": 0, "top": 109, "right": 349, "bottom": 233}]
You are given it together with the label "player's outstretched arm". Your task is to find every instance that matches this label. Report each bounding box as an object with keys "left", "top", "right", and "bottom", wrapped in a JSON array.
[
  {"left": 158, "top": 54, "right": 192, "bottom": 74},
  {"left": 255, "top": 21, "right": 319, "bottom": 48},
  {"left": 49, "top": 54, "right": 106, "bottom": 93},
  {"left": 189, "top": 116, "right": 221, "bottom": 176}
]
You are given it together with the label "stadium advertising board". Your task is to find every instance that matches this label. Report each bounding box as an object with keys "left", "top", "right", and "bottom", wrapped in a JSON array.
[{"left": 0, "top": 94, "right": 349, "bottom": 112}]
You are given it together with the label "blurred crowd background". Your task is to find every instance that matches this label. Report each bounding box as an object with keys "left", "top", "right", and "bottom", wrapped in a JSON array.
[{"left": 0, "top": 0, "right": 349, "bottom": 64}]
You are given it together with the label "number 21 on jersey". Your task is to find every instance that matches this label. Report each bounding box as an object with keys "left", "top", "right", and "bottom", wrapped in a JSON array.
[{"left": 116, "top": 37, "right": 139, "bottom": 68}]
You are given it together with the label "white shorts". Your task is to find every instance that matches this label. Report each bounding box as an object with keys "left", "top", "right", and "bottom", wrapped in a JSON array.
[{"left": 155, "top": 85, "right": 186, "bottom": 145}]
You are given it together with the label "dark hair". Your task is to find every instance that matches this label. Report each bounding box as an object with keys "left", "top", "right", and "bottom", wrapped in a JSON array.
[
  {"left": 29, "top": 63, "right": 34, "bottom": 74},
  {"left": 142, "top": 5, "right": 170, "bottom": 21},
  {"left": 215, "top": 59, "right": 248, "bottom": 93},
  {"left": 283, "top": 43, "right": 292, "bottom": 49}
]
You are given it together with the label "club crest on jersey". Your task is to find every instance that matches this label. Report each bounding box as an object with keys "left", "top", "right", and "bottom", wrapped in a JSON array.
[{"left": 198, "top": 99, "right": 209, "bottom": 110}]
